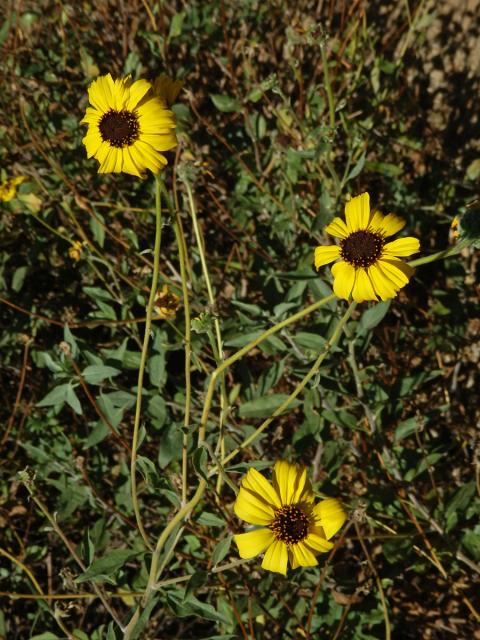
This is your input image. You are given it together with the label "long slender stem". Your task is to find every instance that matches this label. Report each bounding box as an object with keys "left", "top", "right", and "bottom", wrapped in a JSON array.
[
  {"left": 408, "top": 239, "right": 469, "bottom": 267},
  {"left": 160, "top": 181, "right": 192, "bottom": 505},
  {"left": 321, "top": 41, "right": 335, "bottom": 130},
  {"left": 130, "top": 176, "right": 163, "bottom": 551},
  {"left": 183, "top": 178, "right": 230, "bottom": 486}
]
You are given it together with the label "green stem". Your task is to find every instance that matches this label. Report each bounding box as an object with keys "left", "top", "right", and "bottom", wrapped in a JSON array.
[
  {"left": 321, "top": 41, "right": 335, "bottom": 130},
  {"left": 408, "top": 239, "right": 469, "bottom": 268},
  {"left": 130, "top": 176, "right": 163, "bottom": 551},
  {"left": 198, "top": 293, "right": 336, "bottom": 446},
  {"left": 182, "top": 177, "right": 229, "bottom": 480},
  {"left": 217, "top": 300, "right": 357, "bottom": 469},
  {"left": 160, "top": 181, "right": 192, "bottom": 505}
]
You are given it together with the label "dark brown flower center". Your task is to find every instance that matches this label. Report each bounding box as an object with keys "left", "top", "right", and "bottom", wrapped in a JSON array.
[
  {"left": 340, "top": 230, "right": 384, "bottom": 268},
  {"left": 99, "top": 109, "right": 139, "bottom": 148},
  {"left": 271, "top": 505, "right": 310, "bottom": 545}
]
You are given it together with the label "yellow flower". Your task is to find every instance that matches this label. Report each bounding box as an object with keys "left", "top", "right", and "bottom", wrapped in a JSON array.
[
  {"left": 80, "top": 74, "right": 177, "bottom": 177},
  {"left": 68, "top": 240, "right": 85, "bottom": 262},
  {"left": 233, "top": 461, "right": 346, "bottom": 575},
  {"left": 450, "top": 216, "right": 459, "bottom": 239},
  {"left": 0, "top": 176, "right": 27, "bottom": 202},
  {"left": 314, "top": 192, "right": 420, "bottom": 302},
  {"left": 152, "top": 74, "right": 183, "bottom": 107},
  {"left": 154, "top": 285, "right": 181, "bottom": 319}
]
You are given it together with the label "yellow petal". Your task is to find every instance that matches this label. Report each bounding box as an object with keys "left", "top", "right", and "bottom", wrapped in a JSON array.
[
  {"left": 112, "top": 77, "right": 129, "bottom": 110},
  {"left": 368, "top": 264, "right": 397, "bottom": 301},
  {"left": 234, "top": 487, "right": 275, "bottom": 525},
  {"left": 313, "top": 498, "right": 347, "bottom": 539},
  {"left": 242, "top": 468, "right": 282, "bottom": 509},
  {"left": 314, "top": 245, "right": 340, "bottom": 269},
  {"left": 130, "top": 140, "right": 164, "bottom": 174},
  {"left": 325, "top": 217, "right": 349, "bottom": 239},
  {"left": 127, "top": 79, "right": 152, "bottom": 110},
  {"left": 345, "top": 192, "right": 370, "bottom": 232},
  {"left": 83, "top": 131, "right": 103, "bottom": 158},
  {"left": 305, "top": 531, "right": 334, "bottom": 553},
  {"left": 272, "top": 461, "right": 308, "bottom": 505},
  {"left": 383, "top": 237, "right": 420, "bottom": 257},
  {"left": 140, "top": 132, "right": 178, "bottom": 152},
  {"left": 377, "top": 259, "right": 414, "bottom": 288},
  {"left": 352, "top": 268, "right": 377, "bottom": 302},
  {"left": 234, "top": 528, "right": 275, "bottom": 559},
  {"left": 379, "top": 213, "right": 406, "bottom": 237},
  {"left": 98, "top": 147, "right": 118, "bottom": 174},
  {"left": 80, "top": 107, "right": 101, "bottom": 126},
  {"left": 290, "top": 541, "right": 318, "bottom": 568},
  {"left": 331, "top": 261, "right": 355, "bottom": 300},
  {"left": 368, "top": 210, "right": 385, "bottom": 232},
  {"left": 122, "top": 146, "right": 143, "bottom": 178},
  {"left": 261, "top": 539, "right": 288, "bottom": 575},
  {"left": 87, "top": 77, "right": 109, "bottom": 112}
]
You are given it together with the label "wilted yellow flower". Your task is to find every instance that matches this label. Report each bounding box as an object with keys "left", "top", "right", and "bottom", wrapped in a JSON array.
[
  {"left": 314, "top": 192, "right": 420, "bottom": 302},
  {"left": 152, "top": 74, "right": 183, "bottom": 107},
  {"left": 0, "top": 176, "right": 27, "bottom": 202},
  {"left": 154, "top": 285, "right": 181, "bottom": 319},
  {"left": 234, "top": 461, "right": 346, "bottom": 575},
  {"left": 80, "top": 74, "right": 177, "bottom": 177},
  {"left": 68, "top": 240, "right": 85, "bottom": 262}
]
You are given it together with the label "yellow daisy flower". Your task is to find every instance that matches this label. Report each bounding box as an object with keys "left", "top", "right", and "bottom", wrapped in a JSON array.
[
  {"left": 314, "top": 192, "right": 420, "bottom": 302},
  {"left": 0, "top": 176, "right": 27, "bottom": 202},
  {"left": 80, "top": 74, "right": 177, "bottom": 177},
  {"left": 234, "top": 460, "right": 346, "bottom": 575},
  {"left": 152, "top": 74, "right": 183, "bottom": 107}
]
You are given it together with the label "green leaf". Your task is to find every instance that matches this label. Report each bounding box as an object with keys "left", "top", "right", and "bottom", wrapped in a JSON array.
[
  {"left": 239, "top": 394, "right": 301, "bottom": 419},
  {"left": 210, "top": 94, "right": 242, "bottom": 113},
  {"left": 184, "top": 570, "right": 208, "bottom": 601},
  {"left": 394, "top": 417, "right": 418, "bottom": 442},
  {"left": 158, "top": 423, "right": 183, "bottom": 469},
  {"left": 30, "top": 634, "right": 61, "bottom": 640},
  {"left": 192, "top": 447, "right": 209, "bottom": 481},
  {"left": 169, "top": 11, "right": 185, "bottom": 38},
  {"left": 37, "top": 384, "right": 69, "bottom": 408},
  {"left": 211, "top": 537, "right": 232, "bottom": 565},
  {"left": 196, "top": 512, "right": 225, "bottom": 527},
  {"left": 75, "top": 549, "right": 136, "bottom": 584},
  {"left": 294, "top": 332, "right": 326, "bottom": 351},
  {"left": 345, "top": 150, "right": 366, "bottom": 182},
  {"left": 12, "top": 265, "right": 28, "bottom": 292},
  {"left": 82, "top": 365, "right": 121, "bottom": 385},
  {"left": 358, "top": 301, "right": 391, "bottom": 333},
  {"left": 66, "top": 385, "right": 82, "bottom": 415}
]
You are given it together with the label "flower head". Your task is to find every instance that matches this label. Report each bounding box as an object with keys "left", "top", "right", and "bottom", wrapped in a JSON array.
[
  {"left": 154, "top": 285, "right": 181, "bottom": 319},
  {"left": 314, "top": 192, "right": 420, "bottom": 302},
  {"left": 234, "top": 461, "right": 346, "bottom": 575},
  {"left": 152, "top": 74, "right": 183, "bottom": 107},
  {"left": 0, "top": 176, "right": 27, "bottom": 202},
  {"left": 68, "top": 240, "right": 85, "bottom": 262},
  {"left": 80, "top": 74, "right": 177, "bottom": 177}
]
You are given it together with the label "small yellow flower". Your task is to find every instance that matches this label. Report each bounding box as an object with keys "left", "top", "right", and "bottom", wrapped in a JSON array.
[
  {"left": 314, "top": 192, "right": 420, "bottom": 302},
  {"left": 450, "top": 216, "right": 459, "bottom": 239},
  {"left": 152, "top": 74, "right": 183, "bottom": 107},
  {"left": 154, "top": 285, "right": 181, "bottom": 319},
  {"left": 0, "top": 176, "right": 27, "bottom": 202},
  {"left": 234, "top": 461, "right": 346, "bottom": 575},
  {"left": 80, "top": 73, "right": 177, "bottom": 177},
  {"left": 68, "top": 240, "right": 85, "bottom": 262}
]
